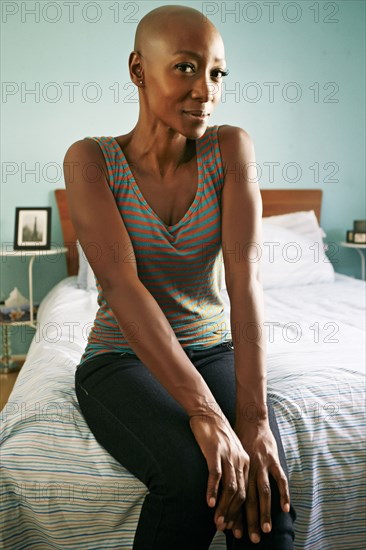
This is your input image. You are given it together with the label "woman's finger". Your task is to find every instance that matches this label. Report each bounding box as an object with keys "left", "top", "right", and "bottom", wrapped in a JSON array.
[
  {"left": 232, "top": 524, "right": 244, "bottom": 539},
  {"left": 245, "top": 467, "right": 261, "bottom": 544},
  {"left": 224, "top": 464, "right": 247, "bottom": 526},
  {"left": 189, "top": 415, "right": 223, "bottom": 510},
  {"left": 206, "top": 452, "right": 222, "bottom": 508},
  {"left": 270, "top": 462, "right": 291, "bottom": 513},
  {"left": 226, "top": 459, "right": 249, "bottom": 537},
  {"left": 230, "top": 506, "right": 244, "bottom": 539},
  {"left": 257, "top": 469, "right": 272, "bottom": 535},
  {"left": 214, "top": 461, "right": 237, "bottom": 530}
]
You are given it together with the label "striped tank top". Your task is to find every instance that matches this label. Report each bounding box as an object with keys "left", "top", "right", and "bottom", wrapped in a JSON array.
[{"left": 78, "top": 124, "right": 231, "bottom": 366}]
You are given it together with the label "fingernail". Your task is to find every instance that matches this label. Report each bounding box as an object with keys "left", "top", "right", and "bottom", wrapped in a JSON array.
[
  {"left": 234, "top": 528, "right": 242, "bottom": 538},
  {"left": 217, "top": 515, "right": 225, "bottom": 524},
  {"left": 263, "top": 522, "right": 271, "bottom": 533},
  {"left": 251, "top": 533, "right": 260, "bottom": 543}
]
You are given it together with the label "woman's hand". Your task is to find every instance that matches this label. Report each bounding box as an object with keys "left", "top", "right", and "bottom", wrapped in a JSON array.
[
  {"left": 189, "top": 413, "right": 249, "bottom": 537},
  {"left": 234, "top": 421, "right": 291, "bottom": 544}
]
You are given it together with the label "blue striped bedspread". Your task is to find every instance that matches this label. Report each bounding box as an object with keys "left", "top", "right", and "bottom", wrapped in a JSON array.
[{"left": 1, "top": 274, "right": 365, "bottom": 549}]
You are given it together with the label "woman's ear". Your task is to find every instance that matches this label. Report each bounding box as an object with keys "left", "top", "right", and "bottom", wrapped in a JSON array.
[{"left": 129, "top": 51, "right": 144, "bottom": 86}]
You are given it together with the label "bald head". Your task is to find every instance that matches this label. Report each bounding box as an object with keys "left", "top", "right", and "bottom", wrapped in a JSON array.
[
  {"left": 134, "top": 5, "right": 221, "bottom": 53},
  {"left": 128, "top": 3, "right": 226, "bottom": 124},
  {"left": 127, "top": 5, "right": 226, "bottom": 140}
]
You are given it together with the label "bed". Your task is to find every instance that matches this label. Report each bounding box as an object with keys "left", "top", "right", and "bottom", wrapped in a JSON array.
[{"left": 1, "top": 189, "right": 365, "bottom": 549}]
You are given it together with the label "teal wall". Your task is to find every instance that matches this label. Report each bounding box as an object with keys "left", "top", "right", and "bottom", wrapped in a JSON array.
[{"left": 1, "top": 0, "right": 365, "bottom": 355}]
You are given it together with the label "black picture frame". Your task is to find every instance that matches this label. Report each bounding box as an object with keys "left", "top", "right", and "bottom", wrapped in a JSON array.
[{"left": 13, "top": 207, "right": 52, "bottom": 250}]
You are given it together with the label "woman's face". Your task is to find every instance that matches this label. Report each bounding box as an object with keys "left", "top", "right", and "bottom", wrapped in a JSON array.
[{"left": 135, "top": 19, "right": 227, "bottom": 139}]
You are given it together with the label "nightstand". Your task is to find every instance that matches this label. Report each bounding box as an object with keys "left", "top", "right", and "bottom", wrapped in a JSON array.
[
  {"left": 339, "top": 242, "right": 366, "bottom": 281},
  {"left": 0, "top": 365, "right": 25, "bottom": 411},
  {"left": 0, "top": 246, "right": 68, "bottom": 373}
]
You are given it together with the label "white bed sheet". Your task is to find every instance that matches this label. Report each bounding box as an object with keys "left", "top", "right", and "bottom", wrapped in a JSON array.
[{"left": 1, "top": 273, "right": 365, "bottom": 549}]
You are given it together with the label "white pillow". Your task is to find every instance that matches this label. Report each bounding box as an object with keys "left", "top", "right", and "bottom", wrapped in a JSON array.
[
  {"left": 259, "top": 222, "right": 334, "bottom": 289},
  {"left": 220, "top": 211, "right": 334, "bottom": 290},
  {"left": 76, "top": 240, "right": 98, "bottom": 291},
  {"left": 263, "top": 210, "right": 328, "bottom": 250}
]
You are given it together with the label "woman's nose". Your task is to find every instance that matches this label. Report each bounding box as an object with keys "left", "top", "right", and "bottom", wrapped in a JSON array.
[{"left": 191, "top": 77, "right": 217, "bottom": 102}]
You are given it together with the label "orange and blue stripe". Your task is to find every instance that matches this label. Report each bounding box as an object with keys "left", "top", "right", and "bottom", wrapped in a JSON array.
[{"left": 79, "top": 125, "right": 231, "bottom": 365}]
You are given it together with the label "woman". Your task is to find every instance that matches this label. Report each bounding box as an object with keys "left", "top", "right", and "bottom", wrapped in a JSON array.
[{"left": 64, "top": 5, "right": 297, "bottom": 549}]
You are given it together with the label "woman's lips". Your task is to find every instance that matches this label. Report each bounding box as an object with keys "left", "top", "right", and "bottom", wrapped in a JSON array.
[{"left": 183, "top": 111, "right": 210, "bottom": 121}]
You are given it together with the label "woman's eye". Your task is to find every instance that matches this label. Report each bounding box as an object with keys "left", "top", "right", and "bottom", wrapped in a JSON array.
[
  {"left": 212, "top": 69, "right": 229, "bottom": 79},
  {"left": 176, "top": 63, "right": 195, "bottom": 74},
  {"left": 175, "top": 64, "right": 229, "bottom": 79}
]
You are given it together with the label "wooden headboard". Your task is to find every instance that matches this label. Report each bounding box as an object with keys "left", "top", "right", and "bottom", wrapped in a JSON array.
[
  {"left": 55, "top": 188, "right": 323, "bottom": 276},
  {"left": 55, "top": 189, "right": 79, "bottom": 277}
]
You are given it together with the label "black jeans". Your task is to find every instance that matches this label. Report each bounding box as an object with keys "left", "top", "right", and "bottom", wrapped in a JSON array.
[{"left": 75, "top": 342, "right": 296, "bottom": 550}]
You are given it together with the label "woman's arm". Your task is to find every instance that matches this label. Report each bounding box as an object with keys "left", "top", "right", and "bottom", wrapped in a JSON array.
[
  {"left": 218, "top": 125, "right": 291, "bottom": 543},
  {"left": 219, "top": 125, "right": 267, "bottom": 423},
  {"left": 63, "top": 138, "right": 221, "bottom": 420}
]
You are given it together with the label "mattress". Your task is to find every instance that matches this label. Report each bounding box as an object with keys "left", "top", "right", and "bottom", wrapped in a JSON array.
[{"left": 1, "top": 273, "right": 365, "bottom": 549}]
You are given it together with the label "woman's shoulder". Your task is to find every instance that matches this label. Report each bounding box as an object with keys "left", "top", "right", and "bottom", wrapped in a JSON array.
[
  {"left": 216, "top": 124, "right": 253, "bottom": 149},
  {"left": 63, "top": 137, "right": 111, "bottom": 175},
  {"left": 65, "top": 136, "right": 104, "bottom": 154},
  {"left": 215, "top": 124, "right": 255, "bottom": 165}
]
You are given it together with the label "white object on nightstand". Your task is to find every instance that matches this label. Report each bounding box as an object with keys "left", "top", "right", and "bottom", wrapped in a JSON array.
[
  {"left": 339, "top": 242, "right": 366, "bottom": 281},
  {"left": 0, "top": 246, "right": 68, "bottom": 372}
]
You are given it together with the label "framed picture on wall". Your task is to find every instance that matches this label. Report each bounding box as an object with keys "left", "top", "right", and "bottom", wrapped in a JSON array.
[{"left": 13, "top": 207, "right": 52, "bottom": 250}]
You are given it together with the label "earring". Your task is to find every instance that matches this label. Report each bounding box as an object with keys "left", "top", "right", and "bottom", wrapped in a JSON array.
[{"left": 139, "top": 80, "right": 143, "bottom": 85}]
